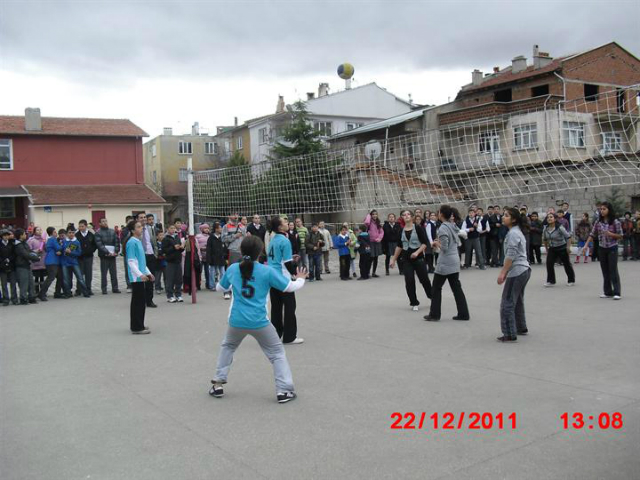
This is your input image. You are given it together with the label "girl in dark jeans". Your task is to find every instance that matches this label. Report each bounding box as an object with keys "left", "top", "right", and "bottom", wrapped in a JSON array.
[
  {"left": 582, "top": 202, "right": 623, "bottom": 300},
  {"left": 542, "top": 213, "right": 575, "bottom": 287}
]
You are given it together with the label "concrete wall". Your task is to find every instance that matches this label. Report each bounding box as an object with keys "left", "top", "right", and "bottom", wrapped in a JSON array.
[{"left": 30, "top": 205, "right": 165, "bottom": 231}]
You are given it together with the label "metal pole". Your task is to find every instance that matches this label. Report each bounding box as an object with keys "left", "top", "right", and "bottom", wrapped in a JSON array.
[{"left": 187, "top": 157, "right": 197, "bottom": 304}]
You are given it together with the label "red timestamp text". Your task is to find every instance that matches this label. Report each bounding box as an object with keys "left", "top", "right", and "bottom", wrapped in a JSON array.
[
  {"left": 390, "top": 412, "right": 517, "bottom": 430},
  {"left": 560, "top": 412, "right": 624, "bottom": 430}
]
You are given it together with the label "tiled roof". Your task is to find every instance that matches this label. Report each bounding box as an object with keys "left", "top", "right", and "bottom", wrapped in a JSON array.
[
  {"left": 0, "top": 116, "right": 148, "bottom": 137},
  {"left": 24, "top": 184, "right": 166, "bottom": 206},
  {"left": 460, "top": 57, "right": 566, "bottom": 93}
]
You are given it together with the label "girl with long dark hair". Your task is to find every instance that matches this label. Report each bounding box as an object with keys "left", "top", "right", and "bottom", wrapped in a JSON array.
[
  {"left": 424, "top": 205, "right": 469, "bottom": 322},
  {"left": 126, "top": 221, "right": 154, "bottom": 334},
  {"left": 390, "top": 210, "right": 432, "bottom": 311},
  {"left": 496, "top": 208, "right": 531, "bottom": 342},
  {"left": 211, "top": 235, "right": 307, "bottom": 403},
  {"left": 582, "top": 201, "right": 623, "bottom": 299},
  {"left": 364, "top": 209, "right": 384, "bottom": 277},
  {"left": 542, "top": 213, "right": 575, "bottom": 287}
]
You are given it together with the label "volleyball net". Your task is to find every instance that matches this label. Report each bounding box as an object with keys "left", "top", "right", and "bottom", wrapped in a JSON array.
[{"left": 193, "top": 87, "right": 640, "bottom": 220}]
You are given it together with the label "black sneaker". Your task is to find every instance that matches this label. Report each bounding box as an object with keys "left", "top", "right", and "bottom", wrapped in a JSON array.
[
  {"left": 277, "top": 391, "right": 297, "bottom": 403},
  {"left": 496, "top": 335, "right": 517, "bottom": 343},
  {"left": 452, "top": 316, "right": 470, "bottom": 321},
  {"left": 517, "top": 329, "right": 528, "bottom": 335},
  {"left": 209, "top": 381, "right": 224, "bottom": 398},
  {"left": 424, "top": 315, "right": 440, "bottom": 321}
]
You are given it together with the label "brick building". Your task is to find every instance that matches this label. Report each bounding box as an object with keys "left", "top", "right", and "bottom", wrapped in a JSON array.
[{"left": 0, "top": 109, "right": 166, "bottom": 229}]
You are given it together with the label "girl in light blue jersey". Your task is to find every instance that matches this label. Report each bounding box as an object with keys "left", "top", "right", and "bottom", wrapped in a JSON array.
[{"left": 211, "top": 235, "right": 307, "bottom": 403}]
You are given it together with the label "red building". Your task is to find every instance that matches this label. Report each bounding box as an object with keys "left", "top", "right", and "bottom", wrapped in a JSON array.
[{"left": 0, "top": 109, "right": 165, "bottom": 229}]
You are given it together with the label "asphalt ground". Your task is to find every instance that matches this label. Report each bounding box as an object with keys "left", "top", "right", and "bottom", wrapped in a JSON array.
[{"left": 1, "top": 259, "right": 639, "bottom": 479}]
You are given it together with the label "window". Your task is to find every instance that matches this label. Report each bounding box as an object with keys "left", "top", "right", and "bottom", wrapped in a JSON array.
[
  {"left": 236, "top": 136, "right": 243, "bottom": 150},
  {"left": 513, "top": 124, "right": 538, "bottom": 150},
  {"left": 563, "top": 122, "right": 585, "bottom": 147},
  {"left": 602, "top": 132, "right": 622, "bottom": 153},
  {"left": 0, "top": 198, "right": 15, "bottom": 218},
  {"left": 259, "top": 127, "right": 269, "bottom": 144},
  {"left": 151, "top": 143, "right": 157, "bottom": 157},
  {"left": 531, "top": 85, "right": 549, "bottom": 97},
  {"left": 494, "top": 89, "right": 512, "bottom": 102},
  {"left": 616, "top": 89, "right": 625, "bottom": 113},
  {"left": 405, "top": 141, "right": 415, "bottom": 158},
  {"left": 224, "top": 140, "right": 231, "bottom": 153},
  {"left": 178, "top": 141, "right": 192, "bottom": 154},
  {"left": 0, "top": 139, "right": 13, "bottom": 170},
  {"left": 152, "top": 171, "right": 157, "bottom": 184},
  {"left": 346, "top": 122, "right": 364, "bottom": 131},
  {"left": 205, "top": 142, "right": 215, "bottom": 154},
  {"left": 479, "top": 131, "right": 499, "bottom": 153},
  {"left": 440, "top": 158, "right": 457, "bottom": 171},
  {"left": 179, "top": 168, "right": 188, "bottom": 182},
  {"left": 584, "top": 84, "right": 599, "bottom": 102},
  {"left": 314, "top": 121, "right": 332, "bottom": 137}
]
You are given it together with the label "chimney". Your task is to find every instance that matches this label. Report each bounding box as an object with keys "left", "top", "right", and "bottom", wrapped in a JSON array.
[
  {"left": 511, "top": 56, "right": 527, "bottom": 73},
  {"left": 306, "top": 92, "right": 315, "bottom": 100},
  {"left": 318, "top": 83, "right": 329, "bottom": 97},
  {"left": 408, "top": 93, "right": 413, "bottom": 105},
  {"left": 533, "top": 45, "right": 553, "bottom": 69},
  {"left": 276, "top": 95, "right": 285, "bottom": 113},
  {"left": 191, "top": 122, "right": 199, "bottom": 136},
  {"left": 234, "top": 117, "right": 238, "bottom": 127},
  {"left": 25, "top": 108, "right": 42, "bottom": 131},
  {"left": 163, "top": 127, "right": 173, "bottom": 135},
  {"left": 493, "top": 66, "right": 500, "bottom": 74},
  {"left": 471, "top": 69, "right": 483, "bottom": 86}
]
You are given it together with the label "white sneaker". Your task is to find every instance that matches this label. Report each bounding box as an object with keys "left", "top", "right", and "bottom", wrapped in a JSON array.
[
  {"left": 412, "top": 306, "right": 419, "bottom": 312},
  {"left": 613, "top": 295, "right": 621, "bottom": 300},
  {"left": 285, "top": 337, "right": 304, "bottom": 345},
  {"left": 177, "top": 296, "right": 184, "bottom": 303},
  {"left": 224, "top": 293, "right": 231, "bottom": 300},
  {"left": 168, "top": 297, "right": 177, "bottom": 303},
  {"left": 544, "top": 283, "right": 555, "bottom": 287},
  {"left": 600, "top": 294, "right": 613, "bottom": 299},
  {"left": 567, "top": 282, "right": 576, "bottom": 287}
]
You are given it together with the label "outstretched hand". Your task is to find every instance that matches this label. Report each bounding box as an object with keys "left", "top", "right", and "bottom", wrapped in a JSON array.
[{"left": 295, "top": 267, "right": 309, "bottom": 280}]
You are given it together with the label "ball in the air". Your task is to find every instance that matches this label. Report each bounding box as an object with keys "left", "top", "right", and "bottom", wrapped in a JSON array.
[{"left": 337, "top": 63, "right": 355, "bottom": 80}]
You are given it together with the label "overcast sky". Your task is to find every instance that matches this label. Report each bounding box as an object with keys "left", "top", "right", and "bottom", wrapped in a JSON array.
[{"left": 1, "top": 0, "right": 638, "bottom": 139}]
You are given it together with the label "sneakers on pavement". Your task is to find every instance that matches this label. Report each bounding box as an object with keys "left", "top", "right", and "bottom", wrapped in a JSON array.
[
  {"left": 209, "top": 381, "right": 224, "bottom": 398},
  {"left": 284, "top": 337, "right": 304, "bottom": 345},
  {"left": 412, "top": 306, "right": 419, "bottom": 312},
  {"left": 277, "top": 392, "right": 297, "bottom": 403},
  {"left": 168, "top": 297, "right": 177, "bottom": 303},
  {"left": 177, "top": 296, "right": 184, "bottom": 303}
]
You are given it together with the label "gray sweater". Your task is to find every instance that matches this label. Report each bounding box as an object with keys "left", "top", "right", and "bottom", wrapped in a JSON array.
[
  {"left": 434, "top": 222, "right": 461, "bottom": 276},
  {"left": 543, "top": 225, "right": 571, "bottom": 248},
  {"left": 504, "top": 226, "right": 530, "bottom": 277}
]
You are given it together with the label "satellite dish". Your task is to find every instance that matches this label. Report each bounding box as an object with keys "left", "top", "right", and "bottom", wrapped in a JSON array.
[
  {"left": 337, "top": 63, "right": 355, "bottom": 80},
  {"left": 364, "top": 141, "right": 382, "bottom": 160}
]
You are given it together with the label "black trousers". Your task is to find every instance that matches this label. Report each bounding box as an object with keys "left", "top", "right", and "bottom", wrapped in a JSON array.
[
  {"left": 546, "top": 246, "right": 575, "bottom": 284},
  {"left": 33, "top": 269, "right": 46, "bottom": 295},
  {"left": 528, "top": 244, "right": 542, "bottom": 264},
  {"left": 130, "top": 281, "right": 147, "bottom": 332},
  {"left": 270, "top": 288, "right": 297, "bottom": 343},
  {"left": 428, "top": 272, "right": 469, "bottom": 320},
  {"left": 100, "top": 256, "right": 119, "bottom": 292},
  {"left": 592, "top": 238, "right": 600, "bottom": 261},
  {"left": 40, "top": 265, "right": 59, "bottom": 298},
  {"left": 403, "top": 257, "right": 432, "bottom": 306},
  {"left": 145, "top": 255, "right": 157, "bottom": 305},
  {"left": 359, "top": 253, "right": 371, "bottom": 279},
  {"left": 339, "top": 254, "right": 351, "bottom": 279},
  {"left": 77, "top": 256, "right": 94, "bottom": 293},
  {"left": 598, "top": 246, "right": 621, "bottom": 296},
  {"left": 54, "top": 265, "right": 64, "bottom": 296}
]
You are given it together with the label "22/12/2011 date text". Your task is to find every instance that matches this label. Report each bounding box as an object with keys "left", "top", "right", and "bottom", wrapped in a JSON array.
[{"left": 390, "top": 412, "right": 517, "bottom": 430}]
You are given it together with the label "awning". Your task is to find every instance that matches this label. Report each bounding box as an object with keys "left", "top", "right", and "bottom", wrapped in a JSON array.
[
  {"left": 23, "top": 184, "right": 167, "bottom": 206},
  {"left": 0, "top": 186, "right": 30, "bottom": 198}
]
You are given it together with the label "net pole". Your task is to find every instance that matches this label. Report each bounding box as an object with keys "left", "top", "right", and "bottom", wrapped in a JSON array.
[{"left": 187, "top": 157, "right": 197, "bottom": 304}]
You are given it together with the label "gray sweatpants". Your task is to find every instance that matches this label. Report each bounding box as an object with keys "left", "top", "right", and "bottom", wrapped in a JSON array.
[
  {"left": 15, "top": 267, "right": 35, "bottom": 301},
  {"left": 500, "top": 269, "right": 531, "bottom": 337},
  {"left": 213, "top": 323, "right": 295, "bottom": 394}
]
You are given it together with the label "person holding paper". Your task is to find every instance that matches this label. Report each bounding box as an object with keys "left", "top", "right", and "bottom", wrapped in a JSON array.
[{"left": 95, "top": 217, "right": 121, "bottom": 295}]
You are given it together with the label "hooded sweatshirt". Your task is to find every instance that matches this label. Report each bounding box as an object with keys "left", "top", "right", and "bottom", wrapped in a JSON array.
[
  {"left": 27, "top": 233, "right": 46, "bottom": 270},
  {"left": 195, "top": 224, "right": 210, "bottom": 260}
]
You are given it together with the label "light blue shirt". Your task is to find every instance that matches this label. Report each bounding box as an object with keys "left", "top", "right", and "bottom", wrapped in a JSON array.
[
  {"left": 267, "top": 233, "right": 293, "bottom": 277},
  {"left": 126, "top": 237, "right": 151, "bottom": 283},
  {"left": 219, "top": 262, "right": 290, "bottom": 329}
]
